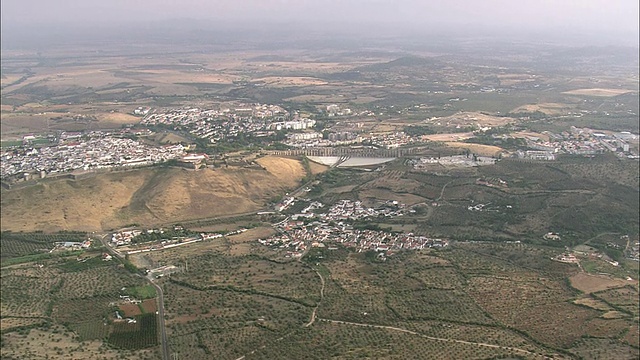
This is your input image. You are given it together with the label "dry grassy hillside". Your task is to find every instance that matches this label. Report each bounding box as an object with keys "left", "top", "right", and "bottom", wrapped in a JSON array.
[
  {"left": 255, "top": 156, "right": 305, "bottom": 187},
  {"left": 0, "top": 157, "right": 304, "bottom": 232}
]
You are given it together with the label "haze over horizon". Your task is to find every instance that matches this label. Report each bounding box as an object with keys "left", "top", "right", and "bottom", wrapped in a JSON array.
[{"left": 1, "top": 0, "right": 639, "bottom": 49}]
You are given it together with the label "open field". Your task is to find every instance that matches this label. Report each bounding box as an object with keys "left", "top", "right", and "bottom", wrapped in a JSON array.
[
  {"left": 423, "top": 132, "right": 474, "bottom": 142},
  {"left": 95, "top": 112, "right": 141, "bottom": 124},
  {"left": 569, "top": 273, "right": 634, "bottom": 294},
  {"left": 358, "top": 188, "right": 426, "bottom": 206},
  {"left": 255, "top": 156, "right": 305, "bottom": 188},
  {"left": 511, "top": 102, "right": 576, "bottom": 115},
  {"left": 444, "top": 142, "right": 505, "bottom": 156},
  {"left": 307, "top": 161, "right": 329, "bottom": 175},
  {"left": 510, "top": 130, "right": 551, "bottom": 141},
  {"left": 428, "top": 112, "right": 514, "bottom": 128},
  {"left": 252, "top": 76, "right": 329, "bottom": 87},
  {"left": 154, "top": 132, "right": 189, "bottom": 144},
  {"left": 120, "top": 302, "right": 143, "bottom": 317}
]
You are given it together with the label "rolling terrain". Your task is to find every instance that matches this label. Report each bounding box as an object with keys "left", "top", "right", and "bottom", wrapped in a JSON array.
[
  {"left": 1, "top": 28, "right": 638, "bottom": 360},
  {"left": 0, "top": 156, "right": 304, "bottom": 232}
]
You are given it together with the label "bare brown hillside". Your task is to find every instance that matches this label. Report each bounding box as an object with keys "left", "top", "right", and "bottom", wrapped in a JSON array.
[{"left": 0, "top": 157, "right": 304, "bottom": 232}]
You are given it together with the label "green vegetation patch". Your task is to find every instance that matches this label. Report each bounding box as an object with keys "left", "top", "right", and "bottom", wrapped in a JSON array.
[
  {"left": 0, "top": 231, "right": 87, "bottom": 260},
  {"left": 4, "top": 251, "right": 88, "bottom": 268},
  {"left": 72, "top": 320, "right": 110, "bottom": 341},
  {"left": 107, "top": 313, "right": 158, "bottom": 350},
  {"left": 0, "top": 140, "right": 23, "bottom": 148},
  {"left": 124, "top": 285, "right": 157, "bottom": 300},
  {"left": 57, "top": 255, "right": 111, "bottom": 272}
]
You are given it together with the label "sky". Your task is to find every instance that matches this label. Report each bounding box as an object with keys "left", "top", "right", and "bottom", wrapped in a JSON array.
[{"left": 2, "top": 0, "right": 639, "bottom": 46}]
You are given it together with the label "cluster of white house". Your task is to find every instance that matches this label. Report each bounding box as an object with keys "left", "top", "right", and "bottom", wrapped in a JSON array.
[
  {"left": 111, "top": 230, "right": 143, "bottom": 246},
  {"left": 139, "top": 104, "right": 315, "bottom": 142},
  {"left": 259, "top": 199, "right": 440, "bottom": 257},
  {"left": 412, "top": 155, "right": 497, "bottom": 169},
  {"left": 523, "top": 127, "right": 638, "bottom": 158},
  {"left": 259, "top": 220, "right": 448, "bottom": 258},
  {"left": 111, "top": 227, "right": 246, "bottom": 254},
  {"left": 49, "top": 240, "right": 92, "bottom": 253},
  {"left": 318, "top": 200, "right": 408, "bottom": 221},
  {"left": 284, "top": 130, "right": 415, "bottom": 149},
  {"left": 1, "top": 135, "right": 186, "bottom": 180}
]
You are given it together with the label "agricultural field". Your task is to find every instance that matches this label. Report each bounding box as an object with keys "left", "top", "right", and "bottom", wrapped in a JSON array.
[
  {"left": 124, "top": 285, "right": 157, "bottom": 299},
  {"left": 109, "top": 313, "right": 159, "bottom": 350},
  {"left": 166, "top": 253, "right": 321, "bottom": 305},
  {"left": 562, "top": 88, "right": 636, "bottom": 97},
  {"left": 239, "top": 321, "right": 559, "bottom": 360},
  {"left": 307, "top": 154, "right": 639, "bottom": 253},
  {"left": 163, "top": 281, "right": 310, "bottom": 359},
  {"left": 1, "top": 21, "right": 639, "bottom": 360},
  {"left": 0, "top": 231, "right": 87, "bottom": 261},
  {"left": 1, "top": 245, "right": 162, "bottom": 358},
  {"left": 149, "top": 236, "right": 639, "bottom": 359},
  {"left": 0, "top": 325, "right": 158, "bottom": 360}
]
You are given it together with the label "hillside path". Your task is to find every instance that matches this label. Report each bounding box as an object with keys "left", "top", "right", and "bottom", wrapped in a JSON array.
[
  {"left": 304, "top": 269, "right": 325, "bottom": 327},
  {"left": 317, "top": 318, "right": 546, "bottom": 357}
]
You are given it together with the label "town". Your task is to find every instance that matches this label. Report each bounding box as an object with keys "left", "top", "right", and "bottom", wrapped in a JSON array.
[
  {"left": 517, "top": 126, "right": 638, "bottom": 160},
  {"left": 258, "top": 223, "right": 449, "bottom": 259},
  {"left": 1, "top": 100, "right": 638, "bottom": 185},
  {"left": 1, "top": 130, "right": 186, "bottom": 181},
  {"left": 260, "top": 199, "right": 447, "bottom": 257}
]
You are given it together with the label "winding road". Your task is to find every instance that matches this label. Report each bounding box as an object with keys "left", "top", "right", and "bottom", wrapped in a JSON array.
[
  {"left": 304, "top": 269, "right": 325, "bottom": 327},
  {"left": 224, "top": 250, "right": 557, "bottom": 360},
  {"left": 436, "top": 179, "right": 455, "bottom": 203},
  {"left": 316, "top": 318, "right": 543, "bottom": 357}
]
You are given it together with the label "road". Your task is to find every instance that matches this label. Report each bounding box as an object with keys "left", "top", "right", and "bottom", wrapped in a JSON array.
[
  {"left": 150, "top": 279, "right": 169, "bottom": 360},
  {"left": 436, "top": 179, "right": 455, "bottom": 203},
  {"left": 99, "top": 234, "right": 170, "bottom": 360},
  {"left": 93, "top": 165, "right": 332, "bottom": 360}
]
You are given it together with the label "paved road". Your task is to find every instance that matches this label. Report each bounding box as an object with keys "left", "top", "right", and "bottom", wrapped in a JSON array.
[
  {"left": 99, "top": 234, "right": 170, "bottom": 360},
  {"left": 149, "top": 279, "right": 169, "bottom": 360}
]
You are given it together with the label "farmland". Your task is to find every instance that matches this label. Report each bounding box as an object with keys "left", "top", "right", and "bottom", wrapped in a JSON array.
[
  {"left": 1, "top": 18, "right": 639, "bottom": 360},
  {"left": 0, "top": 231, "right": 87, "bottom": 261},
  {"left": 305, "top": 154, "right": 639, "bottom": 247},
  {"left": 2, "top": 157, "right": 638, "bottom": 359},
  {"left": 1, "top": 237, "right": 163, "bottom": 358},
  {"left": 125, "top": 234, "right": 639, "bottom": 359}
]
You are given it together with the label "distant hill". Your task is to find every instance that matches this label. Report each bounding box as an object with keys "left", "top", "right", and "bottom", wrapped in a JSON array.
[
  {"left": 323, "top": 55, "right": 446, "bottom": 82},
  {"left": 355, "top": 55, "right": 446, "bottom": 72},
  {"left": 246, "top": 54, "right": 293, "bottom": 62}
]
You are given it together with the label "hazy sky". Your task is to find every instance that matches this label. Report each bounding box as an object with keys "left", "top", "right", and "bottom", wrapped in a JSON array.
[{"left": 2, "top": 0, "right": 638, "bottom": 45}]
